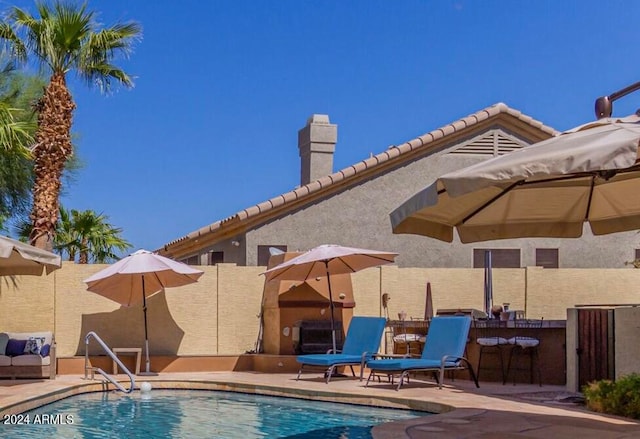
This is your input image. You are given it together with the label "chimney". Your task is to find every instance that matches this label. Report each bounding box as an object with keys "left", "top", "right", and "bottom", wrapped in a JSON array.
[{"left": 298, "top": 114, "right": 337, "bottom": 186}]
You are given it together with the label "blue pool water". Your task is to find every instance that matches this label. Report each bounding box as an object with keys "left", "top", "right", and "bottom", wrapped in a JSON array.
[{"left": 2, "top": 389, "right": 425, "bottom": 438}]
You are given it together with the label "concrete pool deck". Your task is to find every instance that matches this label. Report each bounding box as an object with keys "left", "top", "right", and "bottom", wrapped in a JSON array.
[{"left": 1, "top": 372, "right": 639, "bottom": 438}]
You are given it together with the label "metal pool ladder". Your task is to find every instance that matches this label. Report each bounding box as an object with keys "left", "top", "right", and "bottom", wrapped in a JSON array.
[{"left": 84, "top": 331, "right": 135, "bottom": 393}]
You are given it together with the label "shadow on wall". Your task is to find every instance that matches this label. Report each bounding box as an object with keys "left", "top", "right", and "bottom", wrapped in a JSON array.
[{"left": 76, "top": 293, "right": 185, "bottom": 356}]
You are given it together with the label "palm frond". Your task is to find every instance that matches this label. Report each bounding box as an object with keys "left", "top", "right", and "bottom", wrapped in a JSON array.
[
  {"left": 0, "top": 22, "right": 27, "bottom": 63},
  {"left": 0, "top": 102, "right": 33, "bottom": 155},
  {"left": 79, "top": 62, "right": 133, "bottom": 90},
  {"left": 2, "top": 1, "right": 140, "bottom": 87}
]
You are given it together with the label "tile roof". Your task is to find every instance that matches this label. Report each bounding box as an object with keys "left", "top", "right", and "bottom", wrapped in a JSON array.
[{"left": 159, "top": 103, "right": 558, "bottom": 254}]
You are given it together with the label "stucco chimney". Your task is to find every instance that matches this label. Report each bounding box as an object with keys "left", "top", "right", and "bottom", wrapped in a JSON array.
[{"left": 298, "top": 114, "right": 337, "bottom": 186}]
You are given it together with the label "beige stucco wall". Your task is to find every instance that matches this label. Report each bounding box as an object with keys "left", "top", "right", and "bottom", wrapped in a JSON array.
[
  {"left": 2, "top": 263, "right": 640, "bottom": 358},
  {"left": 0, "top": 274, "right": 55, "bottom": 332},
  {"left": 526, "top": 267, "right": 640, "bottom": 320},
  {"left": 613, "top": 307, "right": 640, "bottom": 380}
]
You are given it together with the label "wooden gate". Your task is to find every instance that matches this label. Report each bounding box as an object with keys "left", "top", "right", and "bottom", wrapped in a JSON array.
[{"left": 577, "top": 308, "right": 614, "bottom": 387}]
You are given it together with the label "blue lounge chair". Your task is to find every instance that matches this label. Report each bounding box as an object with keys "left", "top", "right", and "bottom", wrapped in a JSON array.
[
  {"left": 296, "top": 316, "right": 387, "bottom": 383},
  {"left": 366, "top": 316, "right": 479, "bottom": 390}
]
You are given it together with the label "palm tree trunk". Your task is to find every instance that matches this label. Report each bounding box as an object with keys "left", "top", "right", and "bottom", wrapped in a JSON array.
[
  {"left": 29, "top": 73, "right": 75, "bottom": 251},
  {"left": 79, "top": 237, "right": 88, "bottom": 264}
]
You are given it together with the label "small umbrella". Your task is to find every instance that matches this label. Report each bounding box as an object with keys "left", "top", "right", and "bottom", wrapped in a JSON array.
[
  {"left": 84, "top": 249, "right": 203, "bottom": 374},
  {"left": 0, "top": 235, "right": 61, "bottom": 276},
  {"left": 263, "top": 244, "right": 398, "bottom": 353},
  {"left": 390, "top": 114, "right": 640, "bottom": 243},
  {"left": 424, "top": 282, "right": 433, "bottom": 320},
  {"left": 484, "top": 250, "right": 493, "bottom": 318}
]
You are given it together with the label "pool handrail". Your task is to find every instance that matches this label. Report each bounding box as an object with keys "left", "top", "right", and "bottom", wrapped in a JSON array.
[{"left": 84, "top": 331, "right": 135, "bottom": 394}]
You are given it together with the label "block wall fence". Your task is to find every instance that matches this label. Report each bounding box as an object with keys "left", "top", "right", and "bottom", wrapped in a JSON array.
[{"left": 1, "top": 262, "right": 639, "bottom": 358}]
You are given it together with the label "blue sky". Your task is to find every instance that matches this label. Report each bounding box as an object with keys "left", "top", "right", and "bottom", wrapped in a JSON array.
[{"left": 4, "top": 1, "right": 640, "bottom": 253}]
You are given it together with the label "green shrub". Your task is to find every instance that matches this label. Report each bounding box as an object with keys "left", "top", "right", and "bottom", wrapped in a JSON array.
[{"left": 583, "top": 374, "right": 640, "bottom": 419}]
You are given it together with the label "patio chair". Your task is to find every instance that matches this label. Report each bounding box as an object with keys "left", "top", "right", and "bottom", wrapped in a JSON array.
[
  {"left": 296, "top": 316, "right": 387, "bottom": 383},
  {"left": 365, "top": 316, "right": 479, "bottom": 390},
  {"left": 505, "top": 318, "right": 544, "bottom": 386},
  {"left": 474, "top": 317, "right": 510, "bottom": 384}
]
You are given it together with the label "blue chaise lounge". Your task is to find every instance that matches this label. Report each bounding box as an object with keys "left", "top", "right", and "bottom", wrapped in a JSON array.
[
  {"left": 366, "top": 316, "right": 479, "bottom": 390},
  {"left": 296, "top": 316, "right": 386, "bottom": 383}
]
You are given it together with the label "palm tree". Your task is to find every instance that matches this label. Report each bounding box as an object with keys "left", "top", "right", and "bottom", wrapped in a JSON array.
[
  {"left": 54, "top": 205, "right": 79, "bottom": 261},
  {"left": 17, "top": 206, "right": 132, "bottom": 263},
  {"left": 0, "top": 61, "right": 40, "bottom": 230},
  {"left": 0, "top": 1, "right": 141, "bottom": 250},
  {"left": 56, "top": 207, "right": 131, "bottom": 263}
]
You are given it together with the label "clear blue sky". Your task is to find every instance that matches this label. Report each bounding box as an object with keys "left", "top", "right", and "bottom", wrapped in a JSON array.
[{"left": 5, "top": 1, "right": 640, "bottom": 253}]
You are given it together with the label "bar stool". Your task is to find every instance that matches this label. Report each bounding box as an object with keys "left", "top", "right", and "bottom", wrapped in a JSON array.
[
  {"left": 505, "top": 318, "right": 543, "bottom": 386},
  {"left": 474, "top": 318, "right": 509, "bottom": 383}
]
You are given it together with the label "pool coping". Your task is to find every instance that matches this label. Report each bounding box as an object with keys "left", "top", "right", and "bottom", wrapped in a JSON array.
[
  {"left": 2, "top": 372, "right": 640, "bottom": 438},
  {"left": 0, "top": 377, "right": 452, "bottom": 417}
]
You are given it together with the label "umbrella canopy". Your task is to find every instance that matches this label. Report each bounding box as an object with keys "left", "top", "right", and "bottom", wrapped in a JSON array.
[
  {"left": 390, "top": 114, "right": 640, "bottom": 243},
  {"left": 84, "top": 249, "right": 203, "bottom": 374},
  {"left": 0, "top": 235, "right": 61, "bottom": 276},
  {"left": 84, "top": 249, "right": 203, "bottom": 306},
  {"left": 263, "top": 244, "right": 398, "bottom": 352},
  {"left": 263, "top": 244, "right": 398, "bottom": 282}
]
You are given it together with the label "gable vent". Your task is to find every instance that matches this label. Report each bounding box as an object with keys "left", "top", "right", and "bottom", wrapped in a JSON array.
[{"left": 449, "top": 130, "right": 527, "bottom": 156}]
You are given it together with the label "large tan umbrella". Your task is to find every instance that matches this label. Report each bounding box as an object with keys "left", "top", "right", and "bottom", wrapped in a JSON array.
[
  {"left": 84, "top": 249, "right": 203, "bottom": 374},
  {"left": 0, "top": 235, "right": 61, "bottom": 276},
  {"left": 263, "top": 244, "right": 398, "bottom": 352},
  {"left": 391, "top": 114, "right": 640, "bottom": 243}
]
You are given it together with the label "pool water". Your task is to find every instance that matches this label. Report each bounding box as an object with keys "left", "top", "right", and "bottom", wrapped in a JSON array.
[{"left": 2, "top": 389, "right": 425, "bottom": 438}]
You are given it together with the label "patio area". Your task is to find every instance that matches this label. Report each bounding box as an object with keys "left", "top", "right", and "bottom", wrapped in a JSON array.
[{"left": 1, "top": 371, "right": 639, "bottom": 438}]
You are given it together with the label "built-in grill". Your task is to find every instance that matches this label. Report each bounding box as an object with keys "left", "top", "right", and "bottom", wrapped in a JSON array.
[
  {"left": 293, "top": 320, "right": 344, "bottom": 354},
  {"left": 260, "top": 252, "right": 356, "bottom": 355}
]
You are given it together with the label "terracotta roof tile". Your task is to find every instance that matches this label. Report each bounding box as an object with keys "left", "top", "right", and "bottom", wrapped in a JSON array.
[
  {"left": 256, "top": 201, "right": 272, "bottom": 213},
  {"left": 329, "top": 172, "right": 345, "bottom": 184},
  {"left": 451, "top": 119, "right": 468, "bottom": 131},
  {"left": 407, "top": 137, "right": 424, "bottom": 150},
  {"left": 475, "top": 108, "right": 492, "bottom": 122},
  {"left": 352, "top": 161, "right": 367, "bottom": 173},
  {"left": 244, "top": 206, "right": 261, "bottom": 218},
  {"left": 430, "top": 129, "right": 446, "bottom": 141},
  {"left": 282, "top": 191, "right": 298, "bottom": 203},
  {"left": 395, "top": 143, "right": 412, "bottom": 154},
  {"left": 317, "top": 176, "right": 333, "bottom": 188},
  {"left": 385, "top": 147, "right": 400, "bottom": 159},
  {"left": 341, "top": 166, "right": 357, "bottom": 178},
  {"left": 440, "top": 124, "right": 456, "bottom": 137},
  {"left": 376, "top": 151, "right": 392, "bottom": 164},
  {"left": 306, "top": 180, "right": 322, "bottom": 193},
  {"left": 293, "top": 186, "right": 309, "bottom": 198},
  {"left": 362, "top": 156, "right": 378, "bottom": 168}
]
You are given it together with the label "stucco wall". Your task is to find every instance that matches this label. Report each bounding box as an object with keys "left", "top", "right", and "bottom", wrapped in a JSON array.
[
  {"left": 3, "top": 263, "right": 640, "bottom": 358},
  {"left": 243, "top": 141, "right": 637, "bottom": 268},
  {"left": 613, "top": 307, "right": 640, "bottom": 379}
]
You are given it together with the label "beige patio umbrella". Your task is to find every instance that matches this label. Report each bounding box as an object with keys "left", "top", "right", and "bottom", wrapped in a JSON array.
[
  {"left": 0, "top": 235, "right": 61, "bottom": 276},
  {"left": 263, "top": 244, "right": 398, "bottom": 352},
  {"left": 84, "top": 249, "right": 203, "bottom": 374},
  {"left": 391, "top": 114, "right": 640, "bottom": 243}
]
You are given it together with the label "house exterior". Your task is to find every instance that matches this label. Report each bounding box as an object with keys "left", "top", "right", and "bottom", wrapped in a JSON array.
[{"left": 157, "top": 103, "right": 640, "bottom": 269}]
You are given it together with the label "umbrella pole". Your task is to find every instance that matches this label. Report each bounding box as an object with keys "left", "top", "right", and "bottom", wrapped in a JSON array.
[
  {"left": 142, "top": 292, "right": 150, "bottom": 373},
  {"left": 484, "top": 250, "right": 493, "bottom": 318},
  {"left": 140, "top": 275, "right": 157, "bottom": 376},
  {"left": 325, "top": 260, "right": 337, "bottom": 353}
]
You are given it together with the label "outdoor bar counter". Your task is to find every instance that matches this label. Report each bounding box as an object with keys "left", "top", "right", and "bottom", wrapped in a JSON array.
[{"left": 466, "top": 319, "right": 566, "bottom": 385}]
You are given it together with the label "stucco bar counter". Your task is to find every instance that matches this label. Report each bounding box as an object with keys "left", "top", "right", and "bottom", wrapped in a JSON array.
[{"left": 464, "top": 319, "right": 566, "bottom": 385}]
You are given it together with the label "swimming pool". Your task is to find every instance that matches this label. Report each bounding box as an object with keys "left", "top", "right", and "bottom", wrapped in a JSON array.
[{"left": 2, "top": 389, "right": 425, "bottom": 438}]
